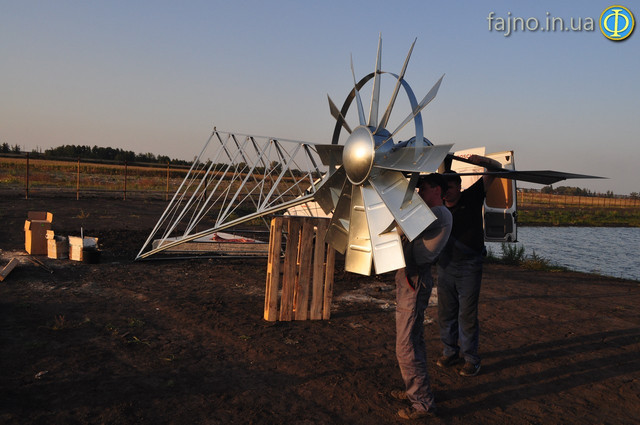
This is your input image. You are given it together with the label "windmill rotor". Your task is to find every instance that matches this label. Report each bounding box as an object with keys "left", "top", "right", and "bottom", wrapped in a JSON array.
[{"left": 314, "top": 37, "right": 452, "bottom": 276}]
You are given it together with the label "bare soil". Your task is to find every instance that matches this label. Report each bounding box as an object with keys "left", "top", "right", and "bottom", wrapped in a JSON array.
[{"left": 1, "top": 194, "right": 639, "bottom": 425}]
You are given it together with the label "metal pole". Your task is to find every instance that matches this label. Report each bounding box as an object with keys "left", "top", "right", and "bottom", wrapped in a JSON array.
[
  {"left": 124, "top": 160, "right": 128, "bottom": 200},
  {"left": 76, "top": 157, "right": 80, "bottom": 200},
  {"left": 25, "top": 152, "right": 29, "bottom": 199}
]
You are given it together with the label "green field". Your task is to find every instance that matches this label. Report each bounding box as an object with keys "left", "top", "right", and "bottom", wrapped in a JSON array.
[
  {"left": 517, "top": 208, "right": 640, "bottom": 227},
  {"left": 517, "top": 192, "right": 640, "bottom": 227}
]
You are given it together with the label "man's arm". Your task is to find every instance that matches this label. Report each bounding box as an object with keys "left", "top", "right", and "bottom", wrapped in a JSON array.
[
  {"left": 457, "top": 153, "right": 502, "bottom": 191},
  {"left": 412, "top": 208, "right": 452, "bottom": 267}
]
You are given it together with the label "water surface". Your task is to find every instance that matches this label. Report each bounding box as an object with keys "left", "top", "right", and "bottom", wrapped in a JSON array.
[{"left": 487, "top": 227, "right": 640, "bottom": 281}]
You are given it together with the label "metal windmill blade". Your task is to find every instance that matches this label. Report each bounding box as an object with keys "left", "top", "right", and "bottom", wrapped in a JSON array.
[{"left": 314, "top": 37, "right": 452, "bottom": 275}]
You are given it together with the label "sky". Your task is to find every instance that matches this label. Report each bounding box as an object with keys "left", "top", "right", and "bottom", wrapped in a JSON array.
[{"left": 1, "top": 0, "right": 638, "bottom": 195}]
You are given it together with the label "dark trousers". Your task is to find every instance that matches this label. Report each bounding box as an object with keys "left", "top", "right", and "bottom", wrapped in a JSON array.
[
  {"left": 395, "top": 268, "right": 436, "bottom": 412},
  {"left": 436, "top": 255, "right": 483, "bottom": 365}
]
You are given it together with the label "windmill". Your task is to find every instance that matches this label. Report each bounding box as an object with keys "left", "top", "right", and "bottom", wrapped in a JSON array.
[
  {"left": 137, "top": 36, "right": 602, "bottom": 276},
  {"left": 310, "top": 36, "right": 453, "bottom": 275}
]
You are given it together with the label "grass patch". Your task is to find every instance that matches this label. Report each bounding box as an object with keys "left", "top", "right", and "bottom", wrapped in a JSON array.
[
  {"left": 487, "top": 243, "right": 567, "bottom": 272},
  {"left": 518, "top": 208, "right": 640, "bottom": 227}
]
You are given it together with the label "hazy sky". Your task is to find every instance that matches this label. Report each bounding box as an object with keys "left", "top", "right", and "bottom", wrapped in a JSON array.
[{"left": 2, "top": 1, "right": 638, "bottom": 194}]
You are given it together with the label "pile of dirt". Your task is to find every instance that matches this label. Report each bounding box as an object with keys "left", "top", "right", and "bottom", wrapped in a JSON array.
[{"left": 1, "top": 195, "right": 639, "bottom": 424}]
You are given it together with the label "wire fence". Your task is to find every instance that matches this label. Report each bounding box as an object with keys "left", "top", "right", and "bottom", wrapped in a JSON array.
[{"left": 1, "top": 153, "right": 192, "bottom": 200}]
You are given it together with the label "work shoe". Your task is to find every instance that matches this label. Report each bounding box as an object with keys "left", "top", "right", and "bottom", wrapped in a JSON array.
[
  {"left": 390, "top": 389, "right": 408, "bottom": 400},
  {"left": 459, "top": 361, "right": 481, "bottom": 377},
  {"left": 436, "top": 354, "right": 460, "bottom": 368},
  {"left": 397, "top": 406, "right": 437, "bottom": 420}
]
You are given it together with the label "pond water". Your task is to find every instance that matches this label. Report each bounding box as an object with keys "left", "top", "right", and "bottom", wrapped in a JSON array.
[{"left": 486, "top": 227, "right": 640, "bottom": 282}]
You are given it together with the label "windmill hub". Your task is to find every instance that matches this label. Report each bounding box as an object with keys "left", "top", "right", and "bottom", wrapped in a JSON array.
[{"left": 343, "top": 126, "right": 377, "bottom": 185}]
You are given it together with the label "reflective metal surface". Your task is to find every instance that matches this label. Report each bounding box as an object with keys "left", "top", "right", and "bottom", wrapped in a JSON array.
[
  {"left": 325, "top": 181, "right": 352, "bottom": 255},
  {"left": 345, "top": 185, "right": 372, "bottom": 276},
  {"left": 368, "top": 169, "right": 436, "bottom": 242},
  {"left": 314, "top": 165, "right": 346, "bottom": 214},
  {"left": 362, "top": 182, "right": 405, "bottom": 274},
  {"left": 375, "top": 143, "right": 453, "bottom": 173},
  {"left": 343, "top": 126, "right": 375, "bottom": 185}
]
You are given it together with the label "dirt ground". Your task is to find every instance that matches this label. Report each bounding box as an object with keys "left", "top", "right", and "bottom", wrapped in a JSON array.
[{"left": 1, "top": 193, "right": 639, "bottom": 425}]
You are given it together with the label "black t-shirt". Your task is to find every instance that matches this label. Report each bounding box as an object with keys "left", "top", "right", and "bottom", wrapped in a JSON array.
[{"left": 445, "top": 178, "right": 486, "bottom": 255}]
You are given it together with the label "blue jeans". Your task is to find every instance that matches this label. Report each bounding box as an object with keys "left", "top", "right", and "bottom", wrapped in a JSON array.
[
  {"left": 395, "top": 268, "right": 436, "bottom": 412},
  {"left": 436, "top": 255, "right": 483, "bottom": 365}
]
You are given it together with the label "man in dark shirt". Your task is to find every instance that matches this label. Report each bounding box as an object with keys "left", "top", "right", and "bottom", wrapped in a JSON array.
[{"left": 436, "top": 154, "right": 500, "bottom": 377}]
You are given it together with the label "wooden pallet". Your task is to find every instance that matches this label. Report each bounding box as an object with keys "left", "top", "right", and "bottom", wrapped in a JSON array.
[
  {"left": 264, "top": 217, "right": 335, "bottom": 321},
  {"left": 1, "top": 258, "right": 20, "bottom": 282}
]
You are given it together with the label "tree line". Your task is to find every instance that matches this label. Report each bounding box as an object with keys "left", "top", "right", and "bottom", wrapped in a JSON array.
[
  {"left": 524, "top": 185, "right": 639, "bottom": 200},
  {"left": 1, "top": 142, "right": 191, "bottom": 166}
]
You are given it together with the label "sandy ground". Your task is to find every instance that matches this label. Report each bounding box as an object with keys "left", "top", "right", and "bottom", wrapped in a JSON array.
[{"left": 1, "top": 194, "right": 639, "bottom": 424}]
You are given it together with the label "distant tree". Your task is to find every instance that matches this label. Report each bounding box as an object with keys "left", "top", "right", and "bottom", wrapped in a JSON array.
[
  {"left": 540, "top": 185, "right": 599, "bottom": 197},
  {"left": 136, "top": 152, "right": 157, "bottom": 162},
  {"left": 1, "top": 142, "right": 10, "bottom": 153},
  {"left": 630, "top": 192, "right": 639, "bottom": 200},
  {"left": 11, "top": 144, "right": 21, "bottom": 153},
  {"left": 269, "top": 160, "right": 282, "bottom": 174}
]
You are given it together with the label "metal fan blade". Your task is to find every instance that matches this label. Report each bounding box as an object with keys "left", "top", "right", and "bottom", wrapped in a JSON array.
[
  {"left": 369, "top": 169, "right": 436, "bottom": 242},
  {"left": 375, "top": 144, "right": 453, "bottom": 173},
  {"left": 362, "top": 182, "right": 405, "bottom": 274},
  {"left": 325, "top": 181, "right": 352, "bottom": 254},
  {"left": 316, "top": 143, "right": 344, "bottom": 167},
  {"left": 388, "top": 74, "right": 445, "bottom": 142},
  {"left": 351, "top": 54, "right": 367, "bottom": 126},
  {"left": 368, "top": 34, "right": 382, "bottom": 128},
  {"left": 314, "top": 165, "right": 347, "bottom": 214},
  {"left": 328, "top": 95, "right": 352, "bottom": 134},
  {"left": 345, "top": 184, "right": 373, "bottom": 276},
  {"left": 376, "top": 38, "right": 416, "bottom": 134}
]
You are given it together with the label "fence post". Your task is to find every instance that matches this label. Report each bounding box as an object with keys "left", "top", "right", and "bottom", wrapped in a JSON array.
[
  {"left": 25, "top": 152, "right": 29, "bottom": 199},
  {"left": 123, "top": 161, "right": 128, "bottom": 200},
  {"left": 166, "top": 161, "right": 170, "bottom": 201},
  {"left": 76, "top": 157, "right": 80, "bottom": 200}
]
